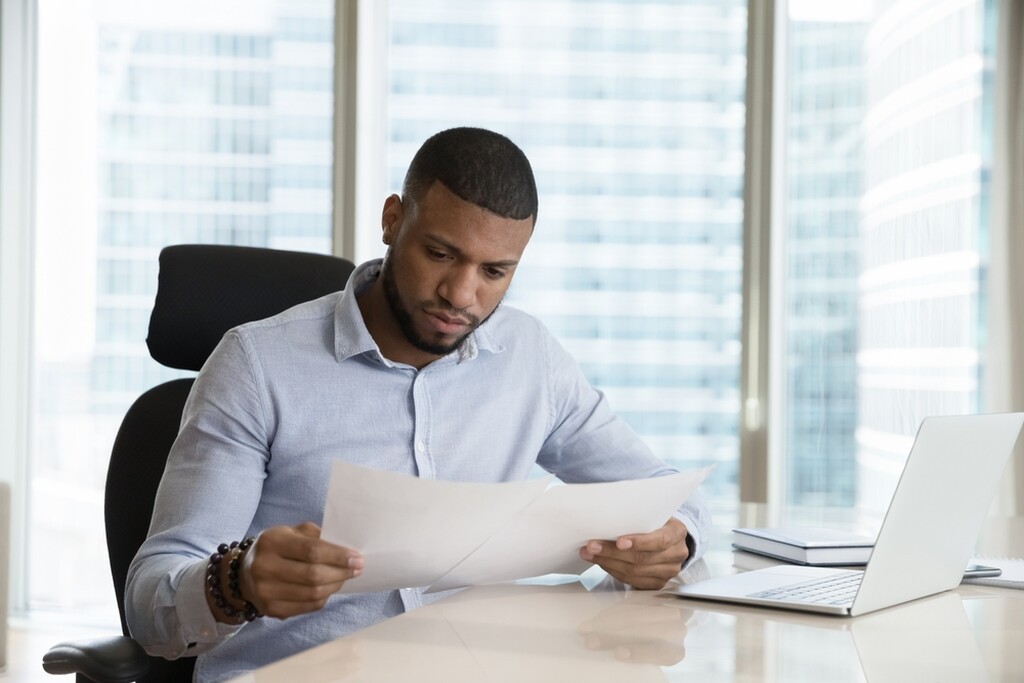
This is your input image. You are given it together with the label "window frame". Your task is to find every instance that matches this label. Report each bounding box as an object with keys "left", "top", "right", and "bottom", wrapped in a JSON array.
[{"left": 738, "top": 0, "right": 782, "bottom": 504}]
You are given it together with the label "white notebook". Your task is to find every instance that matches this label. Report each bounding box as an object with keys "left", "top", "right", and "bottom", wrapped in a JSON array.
[{"left": 732, "top": 527, "right": 874, "bottom": 566}]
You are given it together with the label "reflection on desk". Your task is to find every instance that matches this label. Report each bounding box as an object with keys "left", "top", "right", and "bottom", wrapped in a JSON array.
[{"left": 229, "top": 512, "right": 1024, "bottom": 683}]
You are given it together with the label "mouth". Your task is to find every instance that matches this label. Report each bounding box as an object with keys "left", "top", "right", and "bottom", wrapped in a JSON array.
[{"left": 425, "top": 310, "right": 471, "bottom": 336}]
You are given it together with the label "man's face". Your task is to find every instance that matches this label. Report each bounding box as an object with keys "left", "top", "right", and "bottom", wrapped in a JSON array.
[{"left": 378, "top": 181, "right": 534, "bottom": 362}]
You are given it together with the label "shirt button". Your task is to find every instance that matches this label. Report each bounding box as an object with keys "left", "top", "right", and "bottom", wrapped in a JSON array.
[{"left": 415, "top": 442, "right": 425, "bottom": 453}]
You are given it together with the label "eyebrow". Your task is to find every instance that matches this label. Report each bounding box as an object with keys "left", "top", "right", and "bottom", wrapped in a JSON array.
[{"left": 425, "top": 234, "right": 520, "bottom": 268}]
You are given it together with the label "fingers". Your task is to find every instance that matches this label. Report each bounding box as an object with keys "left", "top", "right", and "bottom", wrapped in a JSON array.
[
  {"left": 593, "top": 557, "right": 683, "bottom": 589},
  {"left": 579, "top": 518, "right": 690, "bottom": 590},
  {"left": 266, "top": 522, "right": 363, "bottom": 570},
  {"left": 617, "top": 517, "right": 687, "bottom": 553},
  {"left": 243, "top": 523, "right": 364, "bottom": 618},
  {"left": 581, "top": 518, "right": 687, "bottom": 559}
]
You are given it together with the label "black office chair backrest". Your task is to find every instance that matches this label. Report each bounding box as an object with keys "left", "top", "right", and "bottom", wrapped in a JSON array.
[{"left": 104, "top": 244, "right": 356, "bottom": 683}]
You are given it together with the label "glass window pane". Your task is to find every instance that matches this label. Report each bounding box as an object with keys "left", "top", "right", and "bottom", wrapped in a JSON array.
[
  {"left": 781, "top": 0, "right": 994, "bottom": 510},
  {"left": 379, "top": 1, "right": 749, "bottom": 502},
  {"left": 31, "top": 0, "right": 334, "bottom": 621}
]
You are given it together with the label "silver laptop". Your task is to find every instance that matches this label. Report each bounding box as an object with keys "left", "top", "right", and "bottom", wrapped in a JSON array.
[{"left": 665, "top": 413, "right": 1024, "bottom": 616}]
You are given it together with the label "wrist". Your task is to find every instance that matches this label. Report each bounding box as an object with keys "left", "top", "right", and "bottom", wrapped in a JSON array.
[{"left": 205, "top": 538, "right": 263, "bottom": 624}]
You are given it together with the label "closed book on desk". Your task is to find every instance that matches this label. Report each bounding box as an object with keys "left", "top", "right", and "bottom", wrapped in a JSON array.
[{"left": 732, "top": 526, "right": 874, "bottom": 566}]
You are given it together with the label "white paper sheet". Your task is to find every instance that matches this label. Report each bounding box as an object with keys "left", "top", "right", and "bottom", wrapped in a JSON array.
[
  {"left": 321, "top": 461, "right": 551, "bottom": 593},
  {"left": 430, "top": 466, "right": 714, "bottom": 591},
  {"left": 320, "top": 460, "right": 712, "bottom": 594}
]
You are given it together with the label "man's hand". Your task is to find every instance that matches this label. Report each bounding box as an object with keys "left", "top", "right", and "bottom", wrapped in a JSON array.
[
  {"left": 579, "top": 517, "right": 689, "bottom": 590},
  {"left": 239, "top": 522, "right": 364, "bottom": 620}
]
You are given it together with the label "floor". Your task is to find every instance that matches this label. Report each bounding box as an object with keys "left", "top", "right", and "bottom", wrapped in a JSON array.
[{"left": 2, "top": 622, "right": 119, "bottom": 683}]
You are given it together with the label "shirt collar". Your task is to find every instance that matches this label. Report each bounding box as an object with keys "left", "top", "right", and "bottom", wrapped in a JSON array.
[{"left": 333, "top": 259, "right": 505, "bottom": 366}]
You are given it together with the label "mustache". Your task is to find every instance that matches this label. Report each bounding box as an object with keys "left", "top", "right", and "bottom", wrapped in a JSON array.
[{"left": 422, "top": 301, "right": 479, "bottom": 327}]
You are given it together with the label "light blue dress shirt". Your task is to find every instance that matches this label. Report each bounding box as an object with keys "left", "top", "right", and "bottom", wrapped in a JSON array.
[{"left": 126, "top": 259, "right": 711, "bottom": 682}]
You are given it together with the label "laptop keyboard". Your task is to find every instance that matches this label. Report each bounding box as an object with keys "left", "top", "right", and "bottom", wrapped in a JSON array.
[{"left": 749, "top": 570, "right": 863, "bottom": 606}]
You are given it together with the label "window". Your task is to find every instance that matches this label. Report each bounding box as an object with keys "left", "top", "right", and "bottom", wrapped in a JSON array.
[
  {"left": 28, "top": 0, "right": 335, "bottom": 620},
  {"left": 373, "top": 0, "right": 749, "bottom": 501},
  {"left": 778, "top": 0, "right": 994, "bottom": 509},
  {"left": 2, "top": 0, "right": 1008, "bottom": 630}
]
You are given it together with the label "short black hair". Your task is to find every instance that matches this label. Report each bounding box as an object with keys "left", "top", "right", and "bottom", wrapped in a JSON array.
[{"left": 402, "top": 127, "right": 538, "bottom": 224}]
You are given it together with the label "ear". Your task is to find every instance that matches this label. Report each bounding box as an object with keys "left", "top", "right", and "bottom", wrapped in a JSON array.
[{"left": 381, "top": 194, "right": 403, "bottom": 245}]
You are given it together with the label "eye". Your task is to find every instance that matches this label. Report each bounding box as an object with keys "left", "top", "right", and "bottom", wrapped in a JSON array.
[
  {"left": 483, "top": 266, "right": 507, "bottom": 281},
  {"left": 426, "top": 247, "right": 450, "bottom": 261}
]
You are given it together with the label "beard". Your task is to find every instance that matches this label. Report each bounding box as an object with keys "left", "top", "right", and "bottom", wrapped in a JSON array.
[{"left": 380, "top": 258, "right": 487, "bottom": 357}]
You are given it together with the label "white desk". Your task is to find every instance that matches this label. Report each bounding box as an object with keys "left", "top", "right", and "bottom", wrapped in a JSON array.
[{"left": 230, "top": 509, "right": 1024, "bottom": 682}]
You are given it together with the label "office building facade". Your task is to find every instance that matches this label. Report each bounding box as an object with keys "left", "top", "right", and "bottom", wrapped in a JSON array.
[
  {"left": 782, "top": 18, "right": 865, "bottom": 506},
  {"left": 857, "top": 0, "right": 991, "bottom": 511}
]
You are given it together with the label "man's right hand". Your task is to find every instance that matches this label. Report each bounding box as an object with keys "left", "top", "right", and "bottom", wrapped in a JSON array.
[{"left": 238, "top": 521, "right": 363, "bottom": 620}]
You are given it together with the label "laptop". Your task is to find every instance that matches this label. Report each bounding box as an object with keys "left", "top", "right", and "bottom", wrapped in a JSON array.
[{"left": 665, "top": 413, "right": 1024, "bottom": 616}]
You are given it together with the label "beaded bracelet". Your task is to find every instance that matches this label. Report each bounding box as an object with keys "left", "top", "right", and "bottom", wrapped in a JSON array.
[{"left": 206, "top": 537, "right": 263, "bottom": 623}]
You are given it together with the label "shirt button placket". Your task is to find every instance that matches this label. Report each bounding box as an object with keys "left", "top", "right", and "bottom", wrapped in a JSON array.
[{"left": 411, "top": 372, "right": 433, "bottom": 479}]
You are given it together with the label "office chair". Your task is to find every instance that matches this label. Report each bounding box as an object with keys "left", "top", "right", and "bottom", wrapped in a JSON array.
[{"left": 42, "top": 244, "right": 356, "bottom": 683}]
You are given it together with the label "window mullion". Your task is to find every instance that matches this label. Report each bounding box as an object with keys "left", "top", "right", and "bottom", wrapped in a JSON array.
[{"left": 740, "top": 0, "right": 782, "bottom": 504}]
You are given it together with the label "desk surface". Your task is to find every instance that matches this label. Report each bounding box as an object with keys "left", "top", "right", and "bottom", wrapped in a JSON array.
[{"left": 230, "top": 509, "right": 1024, "bottom": 683}]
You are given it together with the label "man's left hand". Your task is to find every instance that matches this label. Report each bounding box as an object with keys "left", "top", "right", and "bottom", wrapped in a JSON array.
[{"left": 579, "top": 517, "right": 689, "bottom": 590}]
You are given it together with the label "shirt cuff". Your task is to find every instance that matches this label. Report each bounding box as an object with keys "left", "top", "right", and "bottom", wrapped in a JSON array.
[
  {"left": 176, "top": 558, "right": 246, "bottom": 653},
  {"left": 672, "top": 511, "right": 703, "bottom": 568}
]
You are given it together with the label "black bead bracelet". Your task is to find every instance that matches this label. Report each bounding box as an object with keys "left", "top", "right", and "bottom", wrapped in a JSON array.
[{"left": 206, "top": 537, "right": 263, "bottom": 623}]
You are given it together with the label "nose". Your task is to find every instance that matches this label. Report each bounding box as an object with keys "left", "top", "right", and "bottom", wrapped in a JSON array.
[{"left": 438, "top": 265, "right": 477, "bottom": 311}]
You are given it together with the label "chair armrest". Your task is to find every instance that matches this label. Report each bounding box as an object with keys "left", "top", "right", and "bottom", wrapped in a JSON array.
[{"left": 42, "top": 635, "right": 150, "bottom": 682}]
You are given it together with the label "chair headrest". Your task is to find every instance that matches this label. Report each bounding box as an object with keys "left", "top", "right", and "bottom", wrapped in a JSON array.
[{"left": 147, "top": 244, "right": 357, "bottom": 371}]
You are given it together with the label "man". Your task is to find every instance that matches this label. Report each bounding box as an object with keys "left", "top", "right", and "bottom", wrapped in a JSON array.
[{"left": 126, "top": 127, "right": 711, "bottom": 682}]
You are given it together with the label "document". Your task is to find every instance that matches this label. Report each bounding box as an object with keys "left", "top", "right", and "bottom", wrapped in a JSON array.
[{"left": 320, "top": 460, "right": 712, "bottom": 593}]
